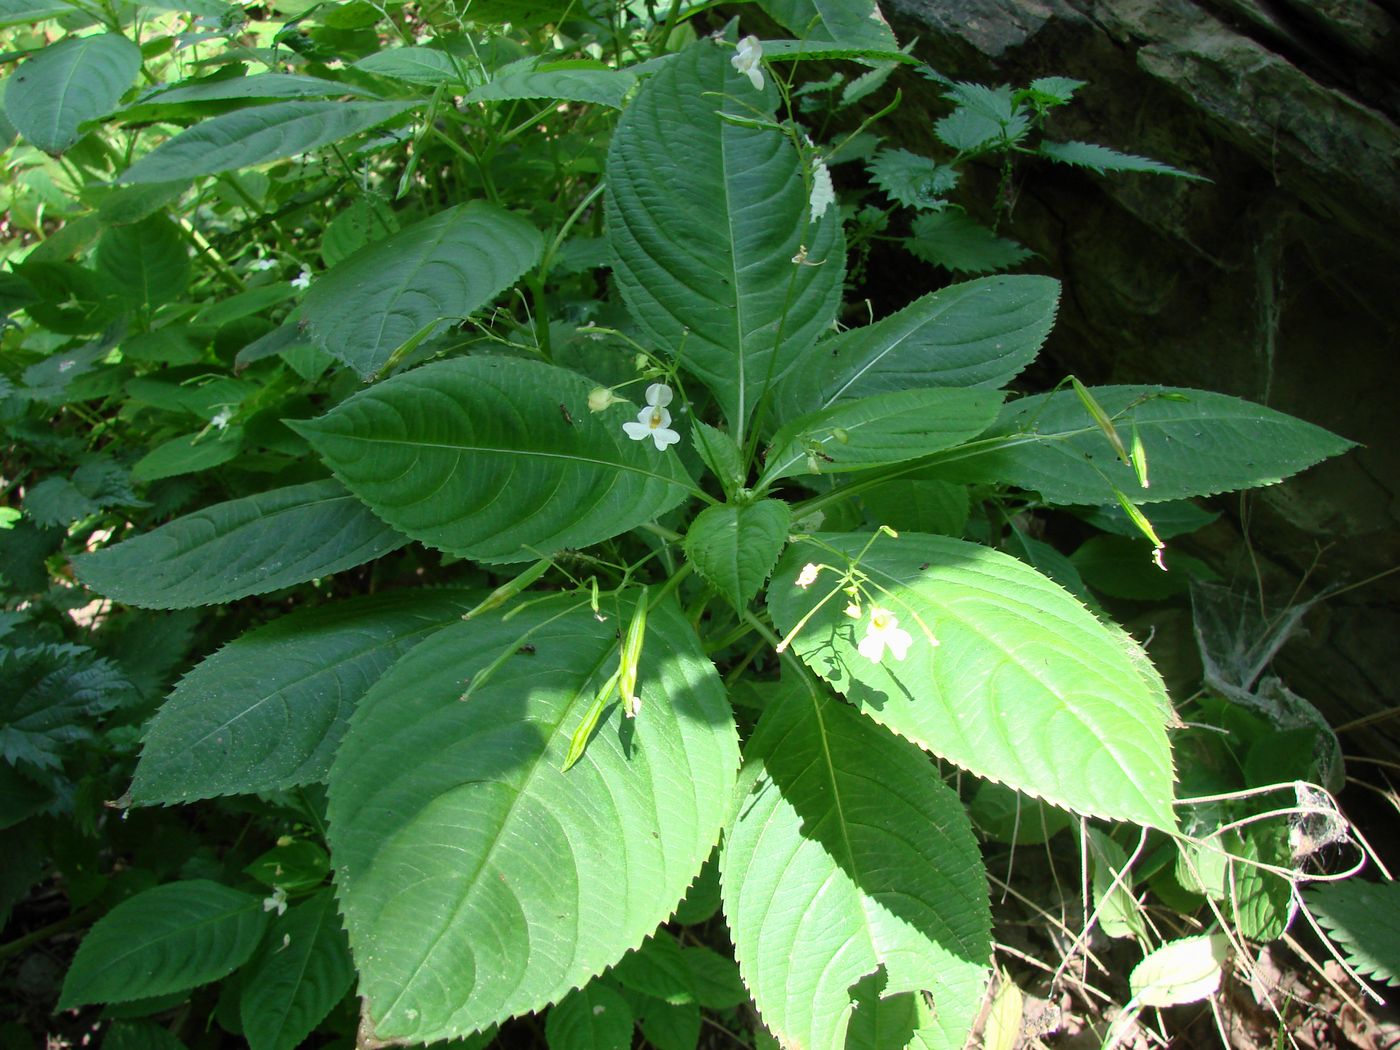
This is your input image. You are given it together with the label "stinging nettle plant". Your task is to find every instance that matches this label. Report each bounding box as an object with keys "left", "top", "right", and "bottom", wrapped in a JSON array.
[{"left": 3, "top": 3, "right": 1359, "bottom": 1048}]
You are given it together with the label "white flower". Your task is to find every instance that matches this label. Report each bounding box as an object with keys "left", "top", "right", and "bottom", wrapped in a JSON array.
[
  {"left": 623, "top": 404, "right": 680, "bottom": 450},
  {"left": 247, "top": 257, "right": 276, "bottom": 272},
  {"left": 210, "top": 407, "right": 233, "bottom": 430},
  {"left": 291, "top": 269, "right": 311, "bottom": 290},
  {"left": 796, "top": 563, "right": 820, "bottom": 589},
  {"left": 643, "top": 382, "right": 673, "bottom": 409},
  {"left": 809, "top": 158, "right": 836, "bottom": 220},
  {"left": 262, "top": 886, "right": 288, "bottom": 916},
  {"left": 732, "top": 35, "right": 764, "bottom": 91},
  {"left": 857, "top": 606, "right": 913, "bottom": 664}
]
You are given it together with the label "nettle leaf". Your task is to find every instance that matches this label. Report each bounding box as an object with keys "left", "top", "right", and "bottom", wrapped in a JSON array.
[
  {"left": 546, "top": 982, "right": 635, "bottom": 1050},
  {"left": 293, "top": 356, "right": 695, "bottom": 563},
  {"left": 942, "top": 385, "right": 1355, "bottom": 504},
  {"left": 684, "top": 500, "right": 790, "bottom": 611},
  {"left": 118, "top": 100, "right": 417, "bottom": 183},
  {"left": 96, "top": 214, "right": 191, "bottom": 308},
  {"left": 606, "top": 41, "right": 843, "bottom": 440},
  {"left": 906, "top": 210, "right": 1033, "bottom": 274},
  {"left": 722, "top": 680, "right": 991, "bottom": 1050},
  {"left": 327, "top": 595, "right": 739, "bottom": 1043},
  {"left": 759, "top": 388, "right": 1002, "bottom": 486},
  {"left": 5, "top": 33, "right": 142, "bottom": 153},
  {"left": 767, "top": 533, "right": 1177, "bottom": 830},
  {"left": 59, "top": 881, "right": 268, "bottom": 1008},
  {"left": 0, "top": 644, "right": 134, "bottom": 769},
  {"left": 239, "top": 890, "right": 355, "bottom": 1050},
  {"left": 75, "top": 479, "right": 406, "bottom": 609},
  {"left": 1306, "top": 880, "right": 1400, "bottom": 987},
  {"left": 1038, "top": 140, "right": 1204, "bottom": 180},
  {"left": 867, "top": 148, "right": 958, "bottom": 210},
  {"left": 757, "top": 0, "right": 898, "bottom": 50},
  {"left": 130, "top": 591, "right": 471, "bottom": 805},
  {"left": 467, "top": 61, "right": 637, "bottom": 108},
  {"left": 300, "top": 202, "right": 542, "bottom": 379},
  {"left": 774, "top": 275, "right": 1059, "bottom": 424}
]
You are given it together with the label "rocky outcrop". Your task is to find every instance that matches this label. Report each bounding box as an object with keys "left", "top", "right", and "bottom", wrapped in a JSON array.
[{"left": 883, "top": 0, "right": 1400, "bottom": 757}]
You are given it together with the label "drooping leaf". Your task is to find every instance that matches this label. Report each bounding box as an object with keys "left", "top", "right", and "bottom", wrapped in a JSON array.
[
  {"left": 774, "top": 276, "right": 1058, "bottom": 424},
  {"left": 867, "top": 148, "right": 958, "bottom": 209},
  {"left": 757, "top": 0, "right": 898, "bottom": 50},
  {"left": 767, "top": 533, "right": 1178, "bottom": 830},
  {"left": 96, "top": 214, "right": 191, "bottom": 308},
  {"left": 941, "top": 386, "right": 1355, "bottom": 504},
  {"left": 4, "top": 33, "right": 141, "bottom": 153},
  {"left": 59, "top": 881, "right": 269, "bottom": 1008},
  {"left": 759, "top": 387, "right": 1002, "bottom": 485},
  {"left": 293, "top": 356, "right": 695, "bottom": 563},
  {"left": 684, "top": 500, "right": 790, "bottom": 611},
  {"left": 129, "top": 591, "right": 471, "bottom": 804},
  {"left": 0, "top": 645, "right": 133, "bottom": 770},
  {"left": 1306, "top": 880, "right": 1400, "bottom": 987},
  {"left": 239, "top": 890, "right": 354, "bottom": 1050},
  {"left": 1038, "top": 140, "right": 1204, "bottom": 180},
  {"left": 118, "top": 100, "right": 417, "bottom": 184},
  {"left": 606, "top": 41, "right": 843, "bottom": 441},
  {"left": 130, "top": 427, "right": 243, "bottom": 483},
  {"left": 722, "top": 679, "right": 991, "bottom": 1050},
  {"left": 545, "top": 982, "right": 634, "bottom": 1050},
  {"left": 300, "top": 202, "right": 542, "bottom": 379},
  {"left": 75, "top": 479, "right": 406, "bottom": 609},
  {"left": 327, "top": 595, "right": 739, "bottom": 1043},
  {"left": 906, "top": 210, "right": 1033, "bottom": 274},
  {"left": 467, "top": 61, "right": 636, "bottom": 108}
]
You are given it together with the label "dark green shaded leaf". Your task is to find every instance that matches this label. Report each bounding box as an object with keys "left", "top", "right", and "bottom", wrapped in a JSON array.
[
  {"left": 906, "top": 210, "right": 1032, "bottom": 274},
  {"left": 1306, "top": 880, "right": 1400, "bottom": 987}
]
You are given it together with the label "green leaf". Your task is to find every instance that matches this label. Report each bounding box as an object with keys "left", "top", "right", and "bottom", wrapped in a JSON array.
[
  {"left": 931, "top": 107, "right": 1004, "bottom": 154},
  {"left": 1071, "top": 535, "right": 1215, "bottom": 600},
  {"left": 59, "top": 881, "right": 269, "bottom": 1008},
  {"left": 192, "top": 283, "right": 297, "bottom": 327},
  {"left": 1129, "top": 934, "right": 1229, "bottom": 1006},
  {"left": 75, "top": 479, "right": 406, "bottom": 609},
  {"left": 327, "top": 595, "right": 738, "bottom": 1043},
  {"left": 1025, "top": 77, "right": 1085, "bottom": 105},
  {"left": 640, "top": 1001, "right": 700, "bottom": 1050},
  {"left": 684, "top": 500, "right": 790, "bottom": 611},
  {"left": 906, "top": 210, "right": 1033, "bottom": 274},
  {"left": 96, "top": 180, "right": 188, "bottom": 225},
  {"left": 1306, "top": 880, "right": 1400, "bottom": 987},
  {"left": 545, "top": 982, "right": 634, "bottom": 1050},
  {"left": 721, "top": 680, "right": 991, "bottom": 1050},
  {"left": 774, "top": 276, "right": 1058, "bottom": 424},
  {"left": 759, "top": 39, "right": 912, "bottom": 62},
  {"left": 757, "top": 0, "right": 898, "bottom": 50},
  {"left": 96, "top": 214, "right": 191, "bottom": 308},
  {"left": 100, "top": 1021, "right": 191, "bottom": 1050},
  {"left": 1038, "top": 140, "right": 1204, "bottom": 180},
  {"left": 606, "top": 41, "right": 843, "bottom": 439},
  {"left": 118, "top": 100, "right": 416, "bottom": 183},
  {"left": 0, "top": 644, "right": 132, "bottom": 770},
  {"left": 130, "top": 427, "right": 243, "bottom": 483},
  {"left": 139, "top": 72, "right": 375, "bottom": 105},
  {"left": 320, "top": 197, "right": 399, "bottom": 267},
  {"left": 969, "top": 780, "right": 1070, "bottom": 845},
  {"left": 129, "top": 590, "right": 470, "bottom": 804},
  {"left": 0, "top": 0, "right": 72, "bottom": 27},
  {"left": 682, "top": 946, "right": 748, "bottom": 1010},
  {"left": 353, "top": 47, "right": 476, "bottom": 85},
  {"left": 24, "top": 476, "right": 101, "bottom": 526},
  {"left": 467, "top": 62, "right": 636, "bottom": 108},
  {"left": 760, "top": 387, "right": 1002, "bottom": 485},
  {"left": 767, "top": 533, "right": 1177, "bottom": 830},
  {"left": 293, "top": 357, "right": 694, "bottom": 563},
  {"left": 610, "top": 932, "right": 695, "bottom": 1004},
  {"left": 300, "top": 202, "right": 542, "bottom": 379},
  {"left": 867, "top": 148, "right": 958, "bottom": 209},
  {"left": 1074, "top": 499, "right": 1219, "bottom": 540},
  {"left": 0, "top": 763, "right": 51, "bottom": 830},
  {"left": 860, "top": 479, "right": 969, "bottom": 537},
  {"left": 942, "top": 385, "right": 1356, "bottom": 504},
  {"left": 240, "top": 890, "right": 355, "bottom": 1050},
  {"left": 4, "top": 33, "right": 142, "bottom": 153},
  {"left": 691, "top": 421, "right": 744, "bottom": 496}
]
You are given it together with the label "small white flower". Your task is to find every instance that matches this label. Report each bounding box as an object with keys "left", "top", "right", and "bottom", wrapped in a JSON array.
[
  {"left": 796, "top": 563, "right": 821, "bottom": 589},
  {"left": 262, "top": 886, "right": 288, "bottom": 916},
  {"left": 809, "top": 158, "right": 836, "bottom": 220},
  {"left": 643, "top": 382, "right": 673, "bottom": 409},
  {"left": 857, "top": 606, "right": 913, "bottom": 664},
  {"left": 210, "top": 407, "right": 233, "bottom": 430},
  {"left": 247, "top": 257, "right": 276, "bottom": 272},
  {"left": 291, "top": 268, "right": 311, "bottom": 290},
  {"left": 623, "top": 403, "right": 681, "bottom": 450},
  {"left": 732, "top": 35, "right": 764, "bottom": 91}
]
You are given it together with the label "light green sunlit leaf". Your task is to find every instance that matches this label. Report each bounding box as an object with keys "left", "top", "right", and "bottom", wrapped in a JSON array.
[{"left": 5, "top": 33, "right": 141, "bottom": 153}]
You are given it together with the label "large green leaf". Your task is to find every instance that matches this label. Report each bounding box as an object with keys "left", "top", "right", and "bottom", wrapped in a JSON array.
[
  {"left": 300, "top": 202, "right": 542, "bottom": 379},
  {"left": 327, "top": 595, "right": 739, "bottom": 1043},
  {"left": 758, "top": 387, "right": 1002, "bottom": 486},
  {"left": 293, "top": 356, "right": 696, "bottom": 563},
  {"left": 721, "top": 679, "right": 990, "bottom": 1050},
  {"left": 74, "top": 479, "right": 406, "bottom": 609},
  {"left": 545, "top": 982, "right": 635, "bottom": 1050},
  {"left": 766, "top": 533, "right": 1177, "bottom": 830},
  {"left": 240, "top": 890, "right": 355, "bottom": 1050},
  {"left": 118, "top": 100, "right": 416, "bottom": 183},
  {"left": 59, "top": 881, "right": 268, "bottom": 1008},
  {"left": 1306, "top": 880, "right": 1400, "bottom": 987},
  {"left": 95, "top": 214, "right": 191, "bottom": 308},
  {"left": 941, "top": 385, "right": 1355, "bottom": 504},
  {"left": 467, "top": 61, "right": 636, "bottom": 108},
  {"left": 139, "top": 72, "right": 376, "bottom": 105},
  {"left": 353, "top": 48, "right": 476, "bottom": 86},
  {"left": 606, "top": 41, "right": 843, "bottom": 443},
  {"left": 4, "top": 33, "right": 141, "bottom": 153},
  {"left": 129, "top": 591, "right": 471, "bottom": 805},
  {"left": 774, "top": 276, "right": 1058, "bottom": 424},
  {"left": 757, "top": 0, "right": 898, "bottom": 50},
  {"left": 684, "top": 500, "right": 790, "bottom": 611}
]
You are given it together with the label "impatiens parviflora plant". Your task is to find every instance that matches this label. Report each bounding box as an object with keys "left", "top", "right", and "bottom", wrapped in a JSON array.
[{"left": 10, "top": 8, "right": 1357, "bottom": 1050}]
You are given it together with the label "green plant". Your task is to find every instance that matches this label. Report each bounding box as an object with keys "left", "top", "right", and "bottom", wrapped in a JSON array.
[{"left": 0, "top": 2, "right": 1363, "bottom": 1048}]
